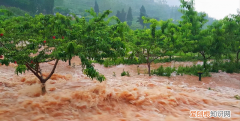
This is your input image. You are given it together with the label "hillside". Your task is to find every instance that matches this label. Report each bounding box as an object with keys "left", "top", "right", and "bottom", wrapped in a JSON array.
[
  {"left": 55, "top": 0, "right": 215, "bottom": 29},
  {"left": 0, "top": 0, "right": 215, "bottom": 30}
]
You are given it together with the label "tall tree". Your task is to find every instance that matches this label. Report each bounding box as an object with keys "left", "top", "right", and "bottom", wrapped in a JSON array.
[
  {"left": 178, "top": 0, "right": 210, "bottom": 68},
  {"left": 127, "top": 7, "right": 133, "bottom": 26},
  {"left": 94, "top": 0, "right": 99, "bottom": 15},
  {"left": 120, "top": 9, "right": 126, "bottom": 22},
  {"left": 116, "top": 10, "right": 121, "bottom": 20},
  {"left": 137, "top": 5, "right": 147, "bottom": 28},
  {"left": 133, "top": 17, "right": 173, "bottom": 76},
  {"left": 223, "top": 14, "right": 240, "bottom": 63}
]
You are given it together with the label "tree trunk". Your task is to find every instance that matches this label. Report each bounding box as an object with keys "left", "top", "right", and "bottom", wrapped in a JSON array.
[
  {"left": 41, "top": 83, "right": 46, "bottom": 95},
  {"left": 200, "top": 52, "right": 206, "bottom": 68},
  {"left": 25, "top": 60, "right": 59, "bottom": 95},
  {"left": 69, "top": 55, "right": 72, "bottom": 66},
  {"left": 237, "top": 51, "right": 240, "bottom": 64},
  {"left": 146, "top": 50, "right": 151, "bottom": 76},
  {"left": 169, "top": 55, "right": 172, "bottom": 61},
  {"left": 203, "top": 56, "right": 206, "bottom": 69},
  {"left": 148, "top": 63, "right": 151, "bottom": 76}
]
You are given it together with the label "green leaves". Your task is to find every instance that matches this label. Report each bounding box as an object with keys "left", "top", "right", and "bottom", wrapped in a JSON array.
[
  {"left": 0, "top": 59, "right": 10, "bottom": 66},
  {"left": 15, "top": 65, "right": 27, "bottom": 75}
]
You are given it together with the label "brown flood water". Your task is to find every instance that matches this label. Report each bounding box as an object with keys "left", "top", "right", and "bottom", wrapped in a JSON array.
[{"left": 0, "top": 56, "right": 240, "bottom": 121}]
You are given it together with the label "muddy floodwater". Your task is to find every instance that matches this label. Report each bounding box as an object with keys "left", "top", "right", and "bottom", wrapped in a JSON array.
[{"left": 0, "top": 57, "right": 240, "bottom": 121}]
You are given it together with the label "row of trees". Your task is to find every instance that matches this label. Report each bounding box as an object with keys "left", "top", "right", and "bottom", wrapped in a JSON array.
[{"left": 125, "top": 0, "right": 240, "bottom": 75}]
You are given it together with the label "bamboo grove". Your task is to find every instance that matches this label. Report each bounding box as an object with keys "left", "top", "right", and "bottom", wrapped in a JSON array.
[{"left": 0, "top": 0, "right": 240, "bottom": 94}]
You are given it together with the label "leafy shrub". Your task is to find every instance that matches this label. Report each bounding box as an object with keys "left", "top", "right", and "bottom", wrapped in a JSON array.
[
  {"left": 121, "top": 69, "right": 127, "bottom": 76},
  {"left": 103, "top": 59, "right": 115, "bottom": 67},
  {"left": 234, "top": 95, "right": 240, "bottom": 100},
  {"left": 153, "top": 64, "right": 211, "bottom": 77},
  {"left": 165, "top": 67, "right": 174, "bottom": 77},
  {"left": 126, "top": 71, "right": 130, "bottom": 77},
  {"left": 152, "top": 65, "right": 164, "bottom": 76},
  {"left": 209, "top": 61, "right": 240, "bottom": 73},
  {"left": 151, "top": 66, "right": 176, "bottom": 77},
  {"left": 137, "top": 67, "right": 140, "bottom": 75}
]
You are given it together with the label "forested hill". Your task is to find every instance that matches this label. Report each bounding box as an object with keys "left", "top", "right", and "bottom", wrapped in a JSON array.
[
  {"left": 60, "top": 0, "right": 180, "bottom": 20},
  {"left": 56, "top": 0, "right": 215, "bottom": 29},
  {"left": 0, "top": 0, "right": 215, "bottom": 29}
]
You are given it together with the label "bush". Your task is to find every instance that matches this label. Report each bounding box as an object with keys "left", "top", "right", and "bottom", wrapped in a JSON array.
[
  {"left": 209, "top": 61, "right": 240, "bottom": 73},
  {"left": 121, "top": 69, "right": 127, "bottom": 76},
  {"left": 176, "top": 64, "right": 210, "bottom": 77},
  {"left": 152, "top": 64, "right": 211, "bottom": 77},
  {"left": 126, "top": 71, "right": 130, "bottom": 77},
  {"left": 103, "top": 59, "right": 111, "bottom": 67},
  {"left": 137, "top": 67, "right": 140, "bottom": 75},
  {"left": 165, "top": 67, "right": 174, "bottom": 77},
  {"left": 151, "top": 65, "right": 176, "bottom": 77},
  {"left": 152, "top": 65, "right": 164, "bottom": 76}
]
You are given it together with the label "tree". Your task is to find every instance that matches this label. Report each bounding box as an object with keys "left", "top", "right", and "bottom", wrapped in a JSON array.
[
  {"left": 0, "top": 12, "right": 72, "bottom": 94},
  {"left": 94, "top": 0, "right": 99, "bottom": 15},
  {"left": 161, "top": 19, "right": 180, "bottom": 61},
  {"left": 66, "top": 42, "right": 77, "bottom": 66},
  {"left": 223, "top": 14, "right": 240, "bottom": 63},
  {"left": 71, "top": 8, "right": 127, "bottom": 79},
  {"left": 116, "top": 9, "right": 126, "bottom": 22},
  {"left": 133, "top": 17, "right": 172, "bottom": 76},
  {"left": 127, "top": 7, "right": 133, "bottom": 26},
  {"left": 116, "top": 10, "right": 121, "bottom": 20},
  {"left": 178, "top": 0, "right": 210, "bottom": 68},
  {"left": 0, "top": 9, "right": 127, "bottom": 95},
  {"left": 120, "top": 9, "right": 126, "bottom": 22},
  {"left": 137, "top": 5, "right": 147, "bottom": 28}
]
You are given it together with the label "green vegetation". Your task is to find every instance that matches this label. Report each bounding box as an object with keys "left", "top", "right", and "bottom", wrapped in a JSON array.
[
  {"left": 0, "top": 8, "right": 126, "bottom": 94},
  {"left": 234, "top": 95, "right": 240, "bottom": 100}
]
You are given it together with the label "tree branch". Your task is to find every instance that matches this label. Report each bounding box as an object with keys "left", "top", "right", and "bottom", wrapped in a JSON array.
[
  {"left": 43, "top": 59, "right": 59, "bottom": 83},
  {"left": 207, "top": 55, "right": 212, "bottom": 60},
  {"left": 25, "top": 63, "right": 43, "bottom": 81}
]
